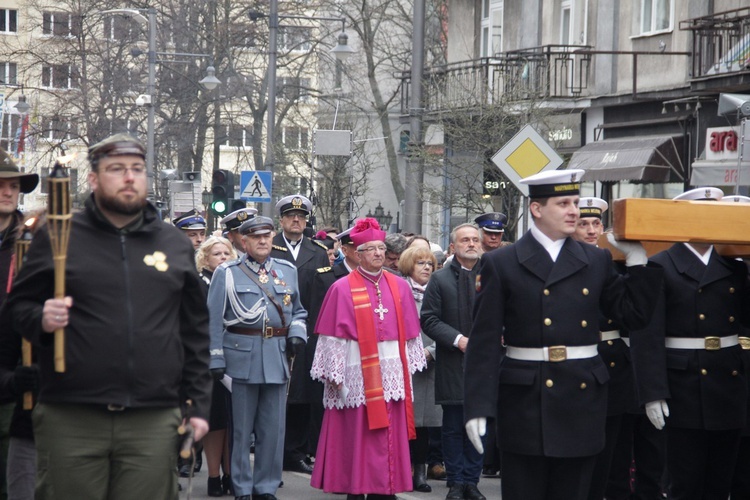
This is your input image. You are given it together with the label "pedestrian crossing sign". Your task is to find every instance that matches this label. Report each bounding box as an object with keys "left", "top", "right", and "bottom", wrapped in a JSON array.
[{"left": 240, "top": 171, "right": 272, "bottom": 202}]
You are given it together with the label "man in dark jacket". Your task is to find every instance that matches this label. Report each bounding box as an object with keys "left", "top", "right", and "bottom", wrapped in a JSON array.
[
  {"left": 464, "top": 169, "right": 663, "bottom": 500},
  {"left": 270, "top": 194, "right": 328, "bottom": 473},
  {"left": 421, "top": 222, "right": 486, "bottom": 500},
  {"left": 3, "top": 134, "right": 211, "bottom": 499},
  {"left": 630, "top": 187, "right": 750, "bottom": 500},
  {"left": 0, "top": 147, "right": 39, "bottom": 500}
]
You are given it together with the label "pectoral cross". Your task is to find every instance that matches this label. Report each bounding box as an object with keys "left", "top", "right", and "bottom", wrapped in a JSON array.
[{"left": 374, "top": 303, "right": 388, "bottom": 320}]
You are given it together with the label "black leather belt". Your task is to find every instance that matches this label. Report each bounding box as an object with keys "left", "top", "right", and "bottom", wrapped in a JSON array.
[{"left": 227, "top": 326, "right": 289, "bottom": 338}]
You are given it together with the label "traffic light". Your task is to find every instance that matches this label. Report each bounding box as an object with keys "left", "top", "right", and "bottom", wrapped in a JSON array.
[
  {"left": 210, "top": 169, "right": 234, "bottom": 216},
  {"left": 230, "top": 198, "right": 246, "bottom": 211}
]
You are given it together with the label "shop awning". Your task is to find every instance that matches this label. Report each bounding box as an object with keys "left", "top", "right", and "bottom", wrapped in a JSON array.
[
  {"left": 567, "top": 135, "right": 684, "bottom": 183},
  {"left": 690, "top": 159, "right": 750, "bottom": 186}
]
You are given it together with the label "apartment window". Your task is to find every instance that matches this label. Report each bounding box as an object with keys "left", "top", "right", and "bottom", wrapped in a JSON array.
[
  {"left": 0, "top": 9, "right": 17, "bottom": 34},
  {"left": 279, "top": 27, "right": 311, "bottom": 52},
  {"left": 222, "top": 125, "right": 252, "bottom": 148},
  {"left": 42, "top": 65, "right": 79, "bottom": 89},
  {"left": 480, "top": 0, "right": 503, "bottom": 57},
  {"left": 284, "top": 126, "right": 308, "bottom": 150},
  {"left": 0, "top": 62, "right": 17, "bottom": 85},
  {"left": 0, "top": 113, "right": 21, "bottom": 152},
  {"left": 43, "top": 12, "right": 81, "bottom": 37},
  {"left": 41, "top": 117, "right": 77, "bottom": 141},
  {"left": 103, "top": 16, "right": 137, "bottom": 42},
  {"left": 560, "top": 0, "right": 571, "bottom": 44},
  {"left": 641, "top": 0, "right": 671, "bottom": 34}
]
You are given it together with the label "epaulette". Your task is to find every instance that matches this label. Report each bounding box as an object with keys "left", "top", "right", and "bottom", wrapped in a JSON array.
[
  {"left": 273, "top": 257, "right": 295, "bottom": 269},
  {"left": 311, "top": 239, "right": 329, "bottom": 251},
  {"left": 317, "top": 266, "right": 332, "bottom": 273},
  {"left": 272, "top": 244, "right": 288, "bottom": 252}
]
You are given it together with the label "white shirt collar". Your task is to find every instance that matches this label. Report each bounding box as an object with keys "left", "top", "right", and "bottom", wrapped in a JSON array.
[
  {"left": 683, "top": 243, "right": 713, "bottom": 266},
  {"left": 530, "top": 225, "right": 566, "bottom": 262}
]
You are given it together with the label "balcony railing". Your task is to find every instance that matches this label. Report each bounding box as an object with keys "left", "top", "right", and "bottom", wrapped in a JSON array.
[
  {"left": 400, "top": 44, "right": 593, "bottom": 116},
  {"left": 680, "top": 7, "right": 750, "bottom": 80}
]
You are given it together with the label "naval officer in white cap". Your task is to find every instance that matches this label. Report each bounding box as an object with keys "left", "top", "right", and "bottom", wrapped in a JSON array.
[
  {"left": 464, "top": 169, "right": 664, "bottom": 500},
  {"left": 629, "top": 186, "right": 750, "bottom": 500}
]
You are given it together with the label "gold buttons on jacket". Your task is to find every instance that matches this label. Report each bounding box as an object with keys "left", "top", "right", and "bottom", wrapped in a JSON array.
[
  {"left": 580, "top": 383, "right": 587, "bottom": 390},
  {"left": 607, "top": 340, "right": 614, "bottom": 346},
  {"left": 701, "top": 369, "right": 708, "bottom": 376},
  {"left": 546, "top": 379, "right": 554, "bottom": 388},
  {"left": 699, "top": 314, "right": 706, "bottom": 320},
  {"left": 544, "top": 318, "right": 552, "bottom": 326},
  {"left": 582, "top": 288, "right": 589, "bottom": 295},
  {"left": 608, "top": 319, "right": 613, "bottom": 324},
  {"left": 729, "top": 316, "right": 735, "bottom": 323},
  {"left": 730, "top": 287, "right": 736, "bottom": 294},
  {"left": 544, "top": 289, "right": 550, "bottom": 296},
  {"left": 732, "top": 370, "right": 739, "bottom": 376},
  {"left": 610, "top": 362, "right": 616, "bottom": 368},
  {"left": 581, "top": 320, "right": 588, "bottom": 328}
]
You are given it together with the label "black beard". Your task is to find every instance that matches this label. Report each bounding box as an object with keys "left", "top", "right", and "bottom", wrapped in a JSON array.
[{"left": 97, "top": 191, "right": 146, "bottom": 216}]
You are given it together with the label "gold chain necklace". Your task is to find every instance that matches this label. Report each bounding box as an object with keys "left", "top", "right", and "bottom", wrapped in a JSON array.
[{"left": 357, "top": 268, "right": 389, "bottom": 320}]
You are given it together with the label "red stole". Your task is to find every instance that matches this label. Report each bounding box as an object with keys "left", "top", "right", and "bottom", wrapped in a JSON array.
[{"left": 347, "top": 270, "right": 416, "bottom": 439}]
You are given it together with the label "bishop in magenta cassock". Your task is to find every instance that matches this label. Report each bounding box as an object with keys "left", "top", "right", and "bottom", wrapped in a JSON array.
[{"left": 310, "top": 218, "right": 426, "bottom": 500}]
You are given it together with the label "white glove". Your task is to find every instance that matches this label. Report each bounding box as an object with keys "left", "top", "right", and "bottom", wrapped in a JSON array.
[
  {"left": 645, "top": 399, "right": 670, "bottom": 430},
  {"left": 606, "top": 232, "right": 648, "bottom": 267},
  {"left": 465, "top": 417, "right": 486, "bottom": 454}
]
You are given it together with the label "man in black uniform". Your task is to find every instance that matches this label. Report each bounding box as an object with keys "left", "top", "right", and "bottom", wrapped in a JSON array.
[
  {"left": 270, "top": 194, "right": 329, "bottom": 474},
  {"left": 630, "top": 187, "right": 750, "bottom": 500},
  {"left": 464, "top": 169, "right": 663, "bottom": 500}
]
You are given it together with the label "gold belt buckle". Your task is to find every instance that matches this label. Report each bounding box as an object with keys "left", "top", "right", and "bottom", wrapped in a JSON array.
[
  {"left": 264, "top": 327, "right": 274, "bottom": 339},
  {"left": 740, "top": 337, "right": 750, "bottom": 350},
  {"left": 704, "top": 336, "right": 720, "bottom": 351},
  {"left": 548, "top": 346, "right": 567, "bottom": 362}
]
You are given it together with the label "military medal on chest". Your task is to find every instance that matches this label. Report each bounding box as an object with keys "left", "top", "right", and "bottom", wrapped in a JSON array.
[
  {"left": 283, "top": 294, "right": 291, "bottom": 306},
  {"left": 258, "top": 267, "right": 270, "bottom": 284}
]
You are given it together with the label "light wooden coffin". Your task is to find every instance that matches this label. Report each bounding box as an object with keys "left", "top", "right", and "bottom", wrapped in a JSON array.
[{"left": 599, "top": 198, "right": 750, "bottom": 259}]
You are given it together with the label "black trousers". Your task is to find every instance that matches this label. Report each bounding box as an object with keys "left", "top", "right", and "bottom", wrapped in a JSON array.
[
  {"left": 731, "top": 434, "right": 750, "bottom": 499},
  {"left": 588, "top": 413, "right": 623, "bottom": 500},
  {"left": 667, "top": 426, "right": 741, "bottom": 500},
  {"left": 283, "top": 403, "right": 309, "bottom": 464},
  {"left": 501, "top": 451, "right": 596, "bottom": 500}
]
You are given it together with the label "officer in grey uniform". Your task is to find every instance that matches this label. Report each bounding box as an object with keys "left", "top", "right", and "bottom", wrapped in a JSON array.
[{"left": 207, "top": 216, "right": 307, "bottom": 500}]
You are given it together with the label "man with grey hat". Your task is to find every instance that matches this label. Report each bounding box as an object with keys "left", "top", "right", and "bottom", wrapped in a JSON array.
[
  {"left": 270, "top": 194, "right": 328, "bottom": 473},
  {"left": 3, "top": 134, "right": 211, "bottom": 499},
  {"left": 0, "top": 146, "right": 39, "bottom": 499},
  {"left": 207, "top": 215, "right": 307, "bottom": 500}
]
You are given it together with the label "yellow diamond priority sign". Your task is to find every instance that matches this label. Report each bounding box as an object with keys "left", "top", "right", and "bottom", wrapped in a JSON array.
[{"left": 491, "top": 125, "right": 563, "bottom": 197}]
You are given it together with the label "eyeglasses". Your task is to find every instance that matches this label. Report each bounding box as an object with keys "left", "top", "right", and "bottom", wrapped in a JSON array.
[
  {"left": 416, "top": 260, "right": 435, "bottom": 268},
  {"left": 359, "top": 245, "right": 387, "bottom": 253},
  {"left": 282, "top": 213, "right": 307, "bottom": 220},
  {"left": 102, "top": 165, "right": 147, "bottom": 177}
]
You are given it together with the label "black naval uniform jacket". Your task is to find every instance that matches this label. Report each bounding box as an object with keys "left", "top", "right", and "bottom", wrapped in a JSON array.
[
  {"left": 598, "top": 313, "right": 636, "bottom": 416},
  {"left": 630, "top": 243, "right": 750, "bottom": 430},
  {"left": 4, "top": 196, "right": 212, "bottom": 419},
  {"left": 270, "top": 233, "right": 329, "bottom": 404},
  {"left": 464, "top": 232, "right": 663, "bottom": 458}
]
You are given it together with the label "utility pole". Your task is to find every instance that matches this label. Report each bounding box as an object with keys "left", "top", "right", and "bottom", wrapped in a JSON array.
[{"left": 403, "top": 0, "right": 425, "bottom": 234}]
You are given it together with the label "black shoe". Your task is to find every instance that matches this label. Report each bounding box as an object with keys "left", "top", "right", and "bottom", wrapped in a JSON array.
[
  {"left": 178, "top": 462, "right": 192, "bottom": 478},
  {"left": 481, "top": 465, "right": 499, "bottom": 477},
  {"left": 413, "top": 463, "right": 432, "bottom": 493},
  {"left": 235, "top": 496, "right": 251, "bottom": 500},
  {"left": 193, "top": 451, "right": 203, "bottom": 473},
  {"left": 463, "top": 484, "right": 486, "bottom": 500},
  {"left": 346, "top": 496, "right": 365, "bottom": 500},
  {"left": 223, "top": 475, "right": 234, "bottom": 495},
  {"left": 367, "top": 496, "right": 397, "bottom": 500},
  {"left": 207, "top": 476, "right": 223, "bottom": 497},
  {"left": 252, "top": 495, "right": 277, "bottom": 500},
  {"left": 446, "top": 483, "right": 465, "bottom": 500},
  {"left": 283, "top": 459, "right": 313, "bottom": 474}
]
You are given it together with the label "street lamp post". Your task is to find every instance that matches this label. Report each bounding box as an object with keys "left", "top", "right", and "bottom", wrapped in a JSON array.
[
  {"left": 101, "top": 8, "right": 221, "bottom": 199},
  {"left": 251, "top": 3, "right": 355, "bottom": 216}
]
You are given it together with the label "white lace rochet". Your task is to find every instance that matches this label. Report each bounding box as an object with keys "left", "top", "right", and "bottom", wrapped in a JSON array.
[{"left": 311, "top": 335, "right": 427, "bottom": 409}]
